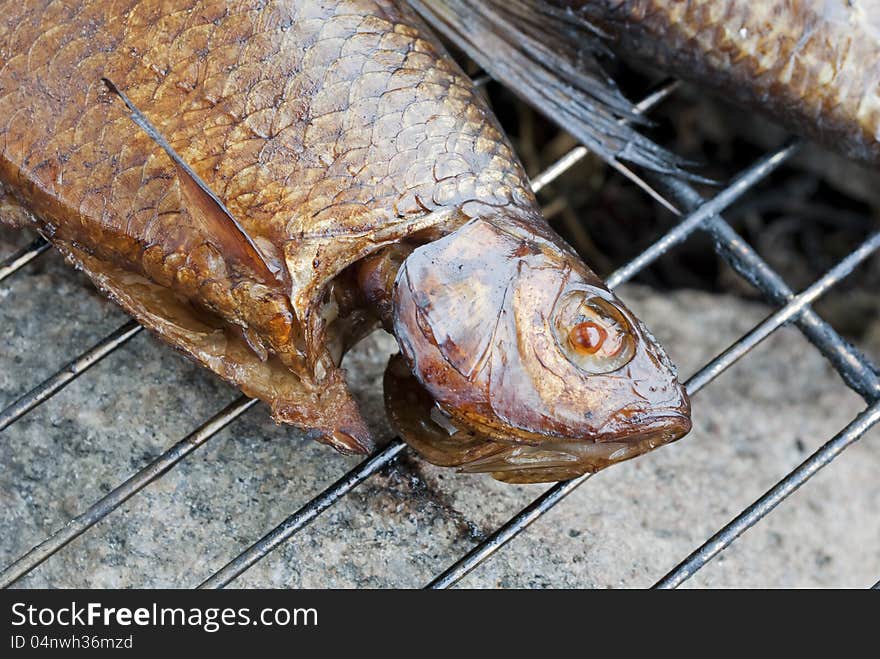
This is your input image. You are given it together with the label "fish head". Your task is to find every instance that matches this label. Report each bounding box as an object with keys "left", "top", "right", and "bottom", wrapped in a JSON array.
[{"left": 386, "top": 215, "right": 690, "bottom": 483}]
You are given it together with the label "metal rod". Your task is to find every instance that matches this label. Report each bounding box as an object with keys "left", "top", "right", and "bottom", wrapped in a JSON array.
[
  {"left": 686, "top": 232, "right": 880, "bottom": 395},
  {"left": 198, "top": 439, "right": 407, "bottom": 588},
  {"left": 0, "top": 396, "right": 256, "bottom": 588},
  {"left": 654, "top": 399, "right": 880, "bottom": 589},
  {"left": 656, "top": 176, "right": 880, "bottom": 403},
  {"left": 0, "top": 320, "right": 142, "bottom": 432},
  {"left": 0, "top": 237, "right": 50, "bottom": 283},
  {"left": 472, "top": 74, "right": 491, "bottom": 87},
  {"left": 426, "top": 237, "right": 879, "bottom": 588},
  {"left": 606, "top": 139, "right": 800, "bottom": 288},
  {"left": 427, "top": 474, "right": 591, "bottom": 589}
]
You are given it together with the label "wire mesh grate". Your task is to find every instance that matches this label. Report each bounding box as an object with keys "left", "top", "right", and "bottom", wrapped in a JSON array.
[{"left": 1, "top": 75, "right": 879, "bottom": 589}]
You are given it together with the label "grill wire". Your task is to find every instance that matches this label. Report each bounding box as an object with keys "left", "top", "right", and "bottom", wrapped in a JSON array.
[{"left": 1, "top": 75, "right": 879, "bottom": 589}]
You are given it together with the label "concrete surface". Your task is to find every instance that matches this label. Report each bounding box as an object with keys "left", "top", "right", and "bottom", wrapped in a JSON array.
[{"left": 1, "top": 225, "right": 879, "bottom": 588}]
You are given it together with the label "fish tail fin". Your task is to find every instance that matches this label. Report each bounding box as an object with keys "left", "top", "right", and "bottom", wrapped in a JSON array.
[{"left": 409, "top": 0, "right": 693, "bottom": 179}]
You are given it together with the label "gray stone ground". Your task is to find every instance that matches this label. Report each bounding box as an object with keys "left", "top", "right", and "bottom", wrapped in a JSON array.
[{"left": 2, "top": 226, "right": 879, "bottom": 588}]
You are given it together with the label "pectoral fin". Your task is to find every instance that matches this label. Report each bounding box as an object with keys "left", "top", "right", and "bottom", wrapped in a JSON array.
[
  {"left": 102, "top": 78, "right": 278, "bottom": 286},
  {"left": 173, "top": 161, "right": 279, "bottom": 286}
]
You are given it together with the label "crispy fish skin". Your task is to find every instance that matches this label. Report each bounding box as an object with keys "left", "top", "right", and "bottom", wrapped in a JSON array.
[
  {"left": 563, "top": 0, "right": 880, "bottom": 164},
  {"left": 0, "top": 0, "right": 532, "bottom": 452}
]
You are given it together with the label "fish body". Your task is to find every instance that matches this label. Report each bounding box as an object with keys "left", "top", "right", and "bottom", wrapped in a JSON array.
[
  {"left": 568, "top": 0, "right": 880, "bottom": 165},
  {"left": 413, "top": 0, "right": 880, "bottom": 168},
  {"left": 1, "top": 0, "right": 689, "bottom": 481}
]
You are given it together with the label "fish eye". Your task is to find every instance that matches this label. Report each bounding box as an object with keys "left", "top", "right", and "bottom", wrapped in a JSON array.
[{"left": 553, "top": 291, "right": 636, "bottom": 374}]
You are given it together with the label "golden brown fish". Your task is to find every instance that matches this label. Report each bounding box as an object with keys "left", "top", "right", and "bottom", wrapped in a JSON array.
[
  {"left": 413, "top": 0, "right": 880, "bottom": 167},
  {"left": 0, "top": 0, "right": 689, "bottom": 482}
]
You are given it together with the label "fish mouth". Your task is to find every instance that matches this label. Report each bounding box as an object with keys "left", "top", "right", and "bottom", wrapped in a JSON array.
[
  {"left": 384, "top": 353, "right": 691, "bottom": 484},
  {"left": 455, "top": 412, "right": 691, "bottom": 483}
]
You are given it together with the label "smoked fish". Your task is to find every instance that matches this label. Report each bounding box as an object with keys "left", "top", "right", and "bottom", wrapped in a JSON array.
[{"left": 0, "top": 0, "right": 690, "bottom": 482}]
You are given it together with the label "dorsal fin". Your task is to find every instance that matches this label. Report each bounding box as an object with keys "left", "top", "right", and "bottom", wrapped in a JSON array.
[
  {"left": 102, "top": 78, "right": 278, "bottom": 285},
  {"left": 409, "top": 0, "right": 696, "bottom": 179}
]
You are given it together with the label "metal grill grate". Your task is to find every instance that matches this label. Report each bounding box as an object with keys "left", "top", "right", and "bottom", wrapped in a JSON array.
[{"left": 1, "top": 77, "right": 879, "bottom": 590}]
